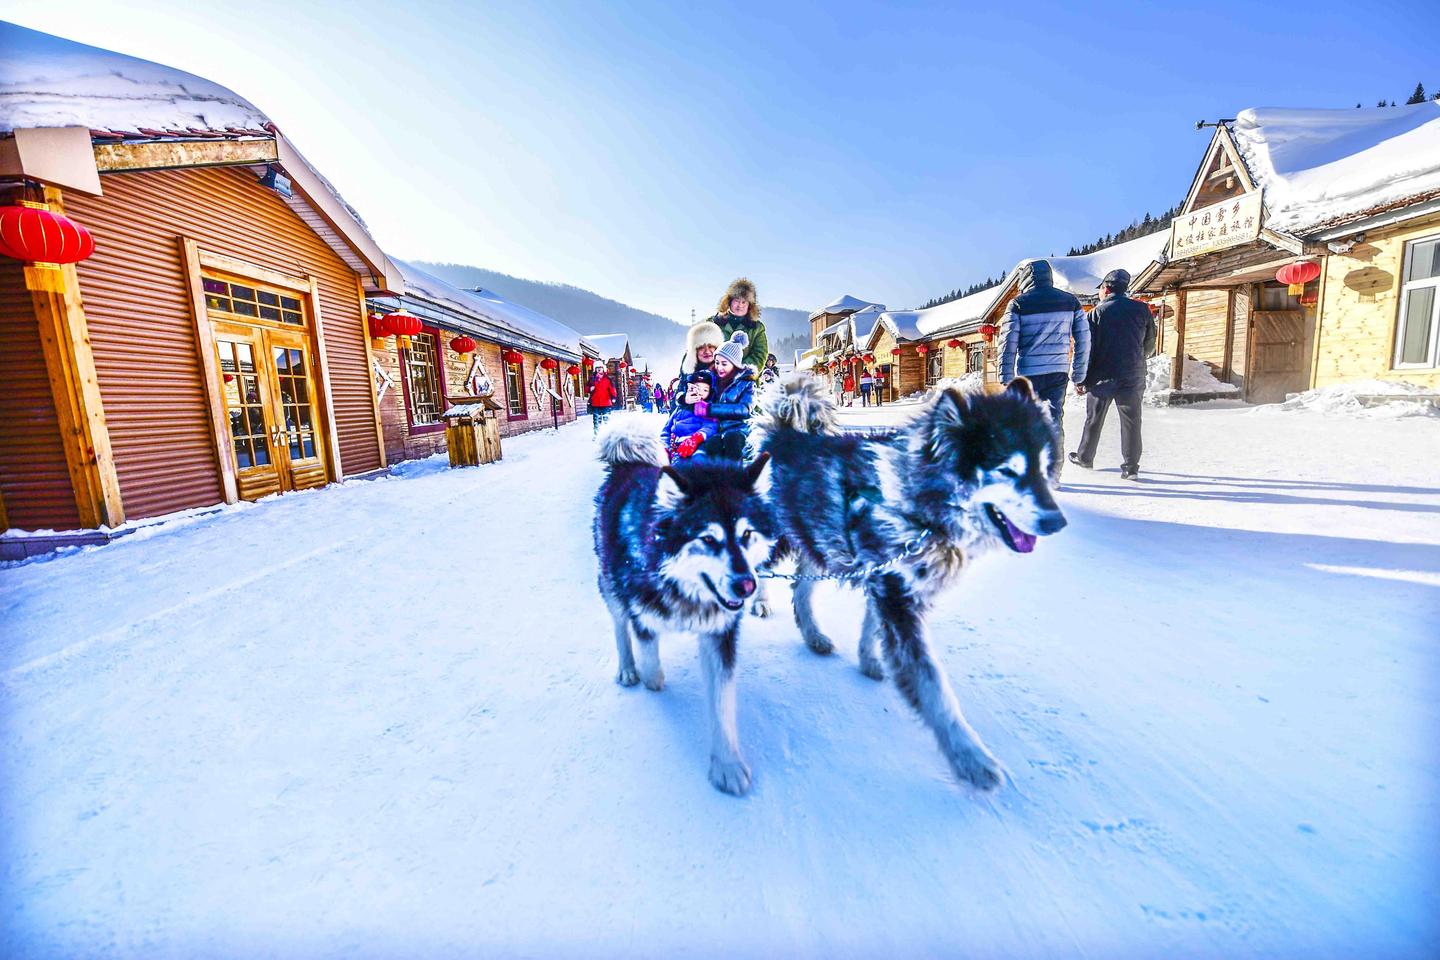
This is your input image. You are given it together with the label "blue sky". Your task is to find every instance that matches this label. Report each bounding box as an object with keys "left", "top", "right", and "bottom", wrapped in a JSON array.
[{"left": 4, "top": 0, "right": 1438, "bottom": 319}]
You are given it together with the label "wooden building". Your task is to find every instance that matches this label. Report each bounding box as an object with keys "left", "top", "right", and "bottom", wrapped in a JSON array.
[
  {"left": 367, "top": 261, "right": 585, "bottom": 465},
  {"left": 1135, "top": 104, "right": 1440, "bottom": 401},
  {"left": 0, "top": 24, "right": 402, "bottom": 558},
  {"left": 808, "top": 294, "right": 883, "bottom": 349}
]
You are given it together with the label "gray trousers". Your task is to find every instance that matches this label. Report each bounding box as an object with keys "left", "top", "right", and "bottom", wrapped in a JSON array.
[{"left": 1076, "top": 381, "right": 1143, "bottom": 471}]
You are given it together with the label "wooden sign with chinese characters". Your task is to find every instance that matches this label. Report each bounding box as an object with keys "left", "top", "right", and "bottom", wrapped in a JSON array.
[{"left": 1170, "top": 192, "right": 1263, "bottom": 260}]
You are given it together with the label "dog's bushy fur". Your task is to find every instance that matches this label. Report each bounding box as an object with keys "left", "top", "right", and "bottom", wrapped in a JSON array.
[
  {"left": 758, "top": 374, "right": 1067, "bottom": 792},
  {"left": 594, "top": 418, "right": 777, "bottom": 795}
]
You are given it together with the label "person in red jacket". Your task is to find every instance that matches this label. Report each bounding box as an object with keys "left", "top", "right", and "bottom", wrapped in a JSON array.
[{"left": 588, "top": 366, "right": 617, "bottom": 436}]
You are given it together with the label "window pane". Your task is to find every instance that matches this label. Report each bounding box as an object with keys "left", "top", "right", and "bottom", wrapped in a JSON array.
[
  {"left": 280, "top": 296, "right": 302, "bottom": 311},
  {"left": 282, "top": 310, "right": 303, "bottom": 325},
  {"left": 253, "top": 440, "right": 270, "bottom": 466},
  {"left": 257, "top": 291, "right": 280, "bottom": 307},
  {"left": 259, "top": 306, "right": 281, "bottom": 321},
  {"left": 205, "top": 294, "right": 232, "bottom": 312},
  {"left": 230, "top": 284, "right": 256, "bottom": 302},
  {"left": 302, "top": 435, "right": 316, "bottom": 458},
  {"left": 231, "top": 300, "right": 258, "bottom": 317},
  {"left": 1399, "top": 286, "right": 1435, "bottom": 364},
  {"left": 236, "top": 344, "right": 255, "bottom": 371},
  {"left": 1406, "top": 239, "right": 1440, "bottom": 282},
  {"left": 203, "top": 278, "right": 227, "bottom": 295},
  {"left": 234, "top": 438, "right": 253, "bottom": 468}
]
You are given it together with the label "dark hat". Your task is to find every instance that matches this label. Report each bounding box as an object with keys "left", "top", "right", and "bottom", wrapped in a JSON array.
[
  {"left": 686, "top": 369, "right": 715, "bottom": 390},
  {"left": 1100, "top": 268, "right": 1131, "bottom": 291}
]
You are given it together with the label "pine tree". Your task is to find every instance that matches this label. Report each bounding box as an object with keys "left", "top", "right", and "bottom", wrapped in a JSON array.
[
  {"left": 1356, "top": 102, "right": 1362, "bottom": 109},
  {"left": 1405, "top": 83, "right": 1427, "bottom": 105}
]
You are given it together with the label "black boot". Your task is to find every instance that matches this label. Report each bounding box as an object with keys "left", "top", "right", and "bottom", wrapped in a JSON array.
[{"left": 1068, "top": 451, "right": 1092, "bottom": 469}]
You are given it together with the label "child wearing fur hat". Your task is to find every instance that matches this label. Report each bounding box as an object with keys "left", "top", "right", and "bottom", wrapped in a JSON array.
[
  {"left": 660, "top": 370, "right": 719, "bottom": 461},
  {"left": 699, "top": 330, "right": 759, "bottom": 461}
]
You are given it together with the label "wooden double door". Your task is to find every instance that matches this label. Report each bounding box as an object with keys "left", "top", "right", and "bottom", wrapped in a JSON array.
[
  {"left": 212, "top": 320, "right": 329, "bottom": 500},
  {"left": 1247, "top": 309, "right": 1308, "bottom": 405}
]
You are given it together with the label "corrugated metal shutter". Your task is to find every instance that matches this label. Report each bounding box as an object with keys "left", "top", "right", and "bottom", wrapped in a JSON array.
[
  {"left": 63, "top": 166, "right": 380, "bottom": 521},
  {"left": 0, "top": 262, "right": 82, "bottom": 530}
]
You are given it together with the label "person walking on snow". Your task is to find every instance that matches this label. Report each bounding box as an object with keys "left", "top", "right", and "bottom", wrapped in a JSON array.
[
  {"left": 706, "top": 278, "right": 769, "bottom": 372},
  {"left": 1070, "top": 268, "right": 1156, "bottom": 481},
  {"left": 700, "top": 331, "right": 758, "bottom": 461},
  {"left": 587, "top": 365, "right": 617, "bottom": 436},
  {"left": 997, "top": 258, "right": 1091, "bottom": 476},
  {"left": 636, "top": 380, "right": 653, "bottom": 413}
]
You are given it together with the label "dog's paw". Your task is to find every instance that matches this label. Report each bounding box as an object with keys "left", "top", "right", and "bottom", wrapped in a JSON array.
[
  {"left": 642, "top": 669, "right": 665, "bottom": 692},
  {"left": 750, "top": 599, "right": 772, "bottom": 619},
  {"left": 804, "top": 633, "right": 835, "bottom": 656},
  {"left": 858, "top": 657, "right": 885, "bottom": 681},
  {"left": 616, "top": 666, "right": 640, "bottom": 687},
  {"left": 709, "top": 756, "right": 752, "bottom": 796},
  {"left": 950, "top": 747, "right": 1007, "bottom": 793}
]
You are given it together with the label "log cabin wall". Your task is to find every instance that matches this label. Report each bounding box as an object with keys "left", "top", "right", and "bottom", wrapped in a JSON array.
[
  {"left": 1312, "top": 214, "right": 1440, "bottom": 390},
  {"left": 0, "top": 261, "right": 82, "bottom": 530},
  {"left": 1177, "top": 289, "right": 1230, "bottom": 372},
  {"left": 61, "top": 166, "right": 380, "bottom": 520}
]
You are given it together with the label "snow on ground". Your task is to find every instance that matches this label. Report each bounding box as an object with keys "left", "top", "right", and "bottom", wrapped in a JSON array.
[
  {"left": 3, "top": 401, "right": 1438, "bottom": 958},
  {"left": 1145, "top": 354, "right": 1240, "bottom": 402}
]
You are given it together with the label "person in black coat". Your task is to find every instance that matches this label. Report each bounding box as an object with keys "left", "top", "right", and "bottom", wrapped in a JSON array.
[{"left": 1069, "top": 269, "right": 1157, "bottom": 480}]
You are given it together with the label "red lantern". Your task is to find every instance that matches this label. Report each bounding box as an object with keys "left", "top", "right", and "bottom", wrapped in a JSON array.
[
  {"left": 540, "top": 357, "right": 558, "bottom": 370},
  {"left": 863, "top": 353, "right": 875, "bottom": 363},
  {"left": 890, "top": 348, "right": 901, "bottom": 357},
  {"left": 618, "top": 361, "right": 628, "bottom": 371},
  {"left": 503, "top": 349, "right": 523, "bottom": 364},
  {"left": 386, "top": 309, "right": 423, "bottom": 337},
  {"left": 1276, "top": 260, "right": 1321, "bottom": 296},
  {"left": 449, "top": 335, "right": 477, "bottom": 354},
  {"left": 566, "top": 364, "right": 580, "bottom": 375},
  {"left": 367, "top": 314, "right": 389, "bottom": 338},
  {"left": 1148, "top": 302, "right": 1161, "bottom": 317},
  {"left": 916, "top": 344, "right": 930, "bottom": 355},
  {"left": 980, "top": 323, "right": 998, "bottom": 341},
  {"left": 0, "top": 202, "right": 96, "bottom": 265},
  {"left": 947, "top": 339, "right": 961, "bottom": 349}
]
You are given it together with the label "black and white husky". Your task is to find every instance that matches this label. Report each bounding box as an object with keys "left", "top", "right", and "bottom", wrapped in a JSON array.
[
  {"left": 757, "top": 375, "right": 1067, "bottom": 792},
  {"left": 594, "top": 421, "right": 777, "bottom": 795}
]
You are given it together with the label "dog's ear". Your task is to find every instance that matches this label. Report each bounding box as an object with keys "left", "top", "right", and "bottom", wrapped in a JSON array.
[
  {"left": 1006, "top": 376, "right": 1035, "bottom": 401},
  {"left": 744, "top": 452, "right": 772, "bottom": 496},
  {"left": 656, "top": 466, "right": 689, "bottom": 509},
  {"left": 933, "top": 388, "right": 966, "bottom": 425}
]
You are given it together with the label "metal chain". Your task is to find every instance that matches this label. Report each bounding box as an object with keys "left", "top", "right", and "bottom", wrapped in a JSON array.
[{"left": 759, "top": 528, "right": 933, "bottom": 583}]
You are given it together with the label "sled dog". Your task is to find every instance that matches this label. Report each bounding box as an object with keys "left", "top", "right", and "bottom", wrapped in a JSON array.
[
  {"left": 756, "top": 375, "right": 1067, "bottom": 791},
  {"left": 594, "top": 419, "right": 777, "bottom": 795}
]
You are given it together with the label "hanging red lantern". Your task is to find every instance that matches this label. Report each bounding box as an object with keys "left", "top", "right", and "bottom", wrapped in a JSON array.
[
  {"left": 449, "top": 335, "right": 477, "bottom": 354},
  {"left": 503, "top": 349, "right": 524, "bottom": 364},
  {"left": 1298, "top": 290, "right": 1319, "bottom": 307},
  {"left": 0, "top": 202, "right": 96, "bottom": 265},
  {"left": 1276, "top": 260, "right": 1321, "bottom": 296},
  {"left": 890, "top": 348, "right": 901, "bottom": 357},
  {"left": 916, "top": 344, "right": 930, "bottom": 355},
  {"left": 980, "top": 323, "right": 998, "bottom": 341},
  {"left": 618, "top": 361, "right": 629, "bottom": 371},
  {"left": 386, "top": 309, "right": 423, "bottom": 337},
  {"left": 947, "top": 339, "right": 961, "bottom": 349},
  {"left": 863, "top": 353, "right": 875, "bottom": 363},
  {"left": 540, "top": 357, "right": 558, "bottom": 370},
  {"left": 566, "top": 364, "right": 580, "bottom": 375}
]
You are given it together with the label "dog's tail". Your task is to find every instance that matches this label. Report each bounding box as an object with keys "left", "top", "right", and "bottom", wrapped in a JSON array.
[
  {"left": 597, "top": 414, "right": 667, "bottom": 467},
  {"left": 758, "top": 372, "right": 840, "bottom": 436}
]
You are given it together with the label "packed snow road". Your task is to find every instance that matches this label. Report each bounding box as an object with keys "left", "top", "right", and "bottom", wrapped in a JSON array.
[{"left": 2, "top": 398, "right": 1437, "bottom": 959}]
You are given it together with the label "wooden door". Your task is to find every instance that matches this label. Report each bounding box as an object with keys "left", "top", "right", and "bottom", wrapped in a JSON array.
[
  {"left": 1246, "top": 310, "right": 1307, "bottom": 404},
  {"left": 212, "top": 321, "right": 329, "bottom": 498},
  {"left": 264, "top": 326, "right": 329, "bottom": 492},
  {"left": 213, "top": 322, "right": 283, "bottom": 500}
]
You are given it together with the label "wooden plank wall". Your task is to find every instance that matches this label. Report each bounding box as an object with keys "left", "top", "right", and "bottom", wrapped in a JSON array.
[{"left": 63, "top": 166, "right": 380, "bottom": 520}]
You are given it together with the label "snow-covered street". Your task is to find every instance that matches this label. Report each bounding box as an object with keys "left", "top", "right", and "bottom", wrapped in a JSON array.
[{"left": 3, "top": 398, "right": 1438, "bottom": 958}]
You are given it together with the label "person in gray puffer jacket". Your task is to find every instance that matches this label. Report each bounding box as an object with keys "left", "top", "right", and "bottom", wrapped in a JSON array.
[{"left": 997, "top": 259, "right": 1091, "bottom": 469}]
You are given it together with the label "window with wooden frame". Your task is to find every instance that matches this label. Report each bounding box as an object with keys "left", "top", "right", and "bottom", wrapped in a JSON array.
[
  {"left": 967, "top": 344, "right": 984, "bottom": 374},
  {"left": 402, "top": 332, "right": 444, "bottom": 430},
  {"left": 1395, "top": 234, "right": 1440, "bottom": 369},
  {"left": 926, "top": 350, "right": 943, "bottom": 385},
  {"left": 504, "top": 357, "right": 526, "bottom": 419},
  {"left": 204, "top": 277, "right": 304, "bottom": 325}
]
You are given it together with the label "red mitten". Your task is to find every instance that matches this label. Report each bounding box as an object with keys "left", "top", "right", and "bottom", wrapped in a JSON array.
[{"left": 676, "top": 433, "right": 704, "bottom": 458}]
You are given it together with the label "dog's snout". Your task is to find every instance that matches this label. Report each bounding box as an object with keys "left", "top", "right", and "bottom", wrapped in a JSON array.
[
  {"left": 732, "top": 575, "right": 756, "bottom": 598},
  {"left": 1036, "top": 510, "right": 1067, "bottom": 536}
]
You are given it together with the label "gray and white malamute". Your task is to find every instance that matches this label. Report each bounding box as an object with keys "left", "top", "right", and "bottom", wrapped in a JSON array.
[
  {"left": 594, "top": 421, "right": 776, "bottom": 795},
  {"left": 757, "top": 375, "right": 1067, "bottom": 792}
]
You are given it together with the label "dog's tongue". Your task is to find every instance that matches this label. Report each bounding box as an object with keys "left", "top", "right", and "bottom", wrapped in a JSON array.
[{"left": 1004, "top": 517, "right": 1037, "bottom": 553}]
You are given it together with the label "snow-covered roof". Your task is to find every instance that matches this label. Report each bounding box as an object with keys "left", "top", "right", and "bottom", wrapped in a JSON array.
[
  {"left": 1230, "top": 103, "right": 1440, "bottom": 235},
  {"left": 809, "top": 294, "right": 885, "bottom": 321},
  {"left": 393, "top": 260, "right": 582, "bottom": 359},
  {"left": 584, "top": 333, "right": 630, "bottom": 361},
  {"left": 632, "top": 356, "right": 649, "bottom": 372},
  {"left": 1041, "top": 231, "right": 1170, "bottom": 295},
  {"left": 0, "top": 21, "right": 269, "bottom": 135}
]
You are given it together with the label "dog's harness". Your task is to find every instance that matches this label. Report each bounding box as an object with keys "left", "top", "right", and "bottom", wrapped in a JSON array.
[{"left": 759, "top": 527, "right": 933, "bottom": 583}]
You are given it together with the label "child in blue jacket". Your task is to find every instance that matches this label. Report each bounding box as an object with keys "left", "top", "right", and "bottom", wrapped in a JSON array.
[
  {"left": 660, "top": 370, "right": 718, "bottom": 460},
  {"left": 701, "top": 331, "right": 757, "bottom": 461}
]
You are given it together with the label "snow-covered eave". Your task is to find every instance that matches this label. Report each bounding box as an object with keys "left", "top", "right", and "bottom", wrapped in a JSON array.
[{"left": 373, "top": 292, "right": 581, "bottom": 361}]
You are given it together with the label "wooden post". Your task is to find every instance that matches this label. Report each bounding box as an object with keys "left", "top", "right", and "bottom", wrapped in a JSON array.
[
  {"left": 26, "top": 186, "right": 124, "bottom": 529},
  {"left": 1170, "top": 289, "right": 1188, "bottom": 390},
  {"left": 1221, "top": 288, "right": 1237, "bottom": 384},
  {"left": 180, "top": 237, "right": 239, "bottom": 505},
  {"left": 356, "top": 275, "right": 388, "bottom": 470}
]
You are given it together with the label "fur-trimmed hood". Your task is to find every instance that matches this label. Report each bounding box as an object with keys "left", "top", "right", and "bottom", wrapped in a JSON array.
[{"left": 715, "top": 277, "right": 762, "bottom": 325}]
